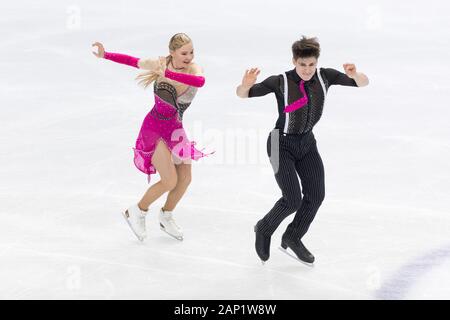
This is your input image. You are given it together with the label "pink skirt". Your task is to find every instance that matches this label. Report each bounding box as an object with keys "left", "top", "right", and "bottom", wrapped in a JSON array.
[{"left": 133, "top": 95, "right": 213, "bottom": 182}]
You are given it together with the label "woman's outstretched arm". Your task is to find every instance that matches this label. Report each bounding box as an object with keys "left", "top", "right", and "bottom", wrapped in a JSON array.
[{"left": 92, "top": 41, "right": 163, "bottom": 71}]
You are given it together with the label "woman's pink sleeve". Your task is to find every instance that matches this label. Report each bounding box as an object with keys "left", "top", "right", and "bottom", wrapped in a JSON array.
[
  {"left": 104, "top": 52, "right": 139, "bottom": 68},
  {"left": 164, "top": 68, "right": 205, "bottom": 87}
]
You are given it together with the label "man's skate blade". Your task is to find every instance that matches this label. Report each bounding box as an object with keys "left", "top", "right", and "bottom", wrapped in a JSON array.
[
  {"left": 160, "top": 226, "right": 183, "bottom": 241},
  {"left": 121, "top": 211, "right": 145, "bottom": 242},
  {"left": 278, "top": 247, "right": 314, "bottom": 267}
]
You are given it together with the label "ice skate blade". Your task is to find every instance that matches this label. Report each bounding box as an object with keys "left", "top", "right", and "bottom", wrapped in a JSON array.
[
  {"left": 160, "top": 226, "right": 184, "bottom": 241},
  {"left": 278, "top": 247, "right": 314, "bottom": 268},
  {"left": 121, "top": 211, "right": 145, "bottom": 242},
  {"left": 260, "top": 260, "right": 266, "bottom": 266}
]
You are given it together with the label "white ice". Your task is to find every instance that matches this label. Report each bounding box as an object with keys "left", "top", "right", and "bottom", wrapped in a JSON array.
[{"left": 1, "top": 0, "right": 449, "bottom": 299}]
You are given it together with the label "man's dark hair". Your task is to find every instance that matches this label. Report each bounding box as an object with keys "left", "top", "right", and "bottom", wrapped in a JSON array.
[{"left": 292, "top": 36, "right": 321, "bottom": 60}]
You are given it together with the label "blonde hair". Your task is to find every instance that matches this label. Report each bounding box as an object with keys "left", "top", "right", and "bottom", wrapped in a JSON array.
[{"left": 136, "top": 33, "right": 192, "bottom": 89}]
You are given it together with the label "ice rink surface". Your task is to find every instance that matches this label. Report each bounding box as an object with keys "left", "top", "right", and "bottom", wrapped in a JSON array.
[{"left": 1, "top": 0, "right": 449, "bottom": 299}]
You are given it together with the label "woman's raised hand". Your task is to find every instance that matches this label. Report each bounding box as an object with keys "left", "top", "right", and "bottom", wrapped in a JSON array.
[{"left": 92, "top": 42, "right": 105, "bottom": 58}]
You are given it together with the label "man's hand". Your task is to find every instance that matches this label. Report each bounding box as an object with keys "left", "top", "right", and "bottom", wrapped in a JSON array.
[
  {"left": 236, "top": 68, "right": 260, "bottom": 98},
  {"left": 343, "top": 63, "right": 357, "bottom": 78},
  {"left": 242, "top": 68, "right": 261, "bottom": 88},
  {"left": 343, "top": 63, "right": 369, "bottom": 87}
]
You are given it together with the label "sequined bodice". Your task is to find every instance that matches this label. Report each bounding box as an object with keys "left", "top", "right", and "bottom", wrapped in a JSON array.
[{"left": 153, "top": 81, "right": 198, "bottom": 121}]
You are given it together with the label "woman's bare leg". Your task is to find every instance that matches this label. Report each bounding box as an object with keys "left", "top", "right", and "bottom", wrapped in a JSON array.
[
  {"left": 138, "top": 140, "right": 178, "bottom": 211},
  {"left": 162, "top": 163, "right": 192, "bottom": 211}
]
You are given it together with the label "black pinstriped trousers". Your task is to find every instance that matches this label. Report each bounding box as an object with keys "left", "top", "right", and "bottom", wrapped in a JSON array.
[{"left": 256, "top": 129, "right": 325, "bottom": 241}]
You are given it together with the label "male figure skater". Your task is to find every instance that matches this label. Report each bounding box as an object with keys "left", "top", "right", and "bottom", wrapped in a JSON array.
[{"left": 236, "top": 36, "right": 369, "bottom": 265}]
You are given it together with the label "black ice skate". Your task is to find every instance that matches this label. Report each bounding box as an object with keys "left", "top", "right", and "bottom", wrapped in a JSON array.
[
  {"left": 254, "top": 225, "right": 271, "bottom": 265},
  {"left": 279, "top": 236, "right": 315, "bottom": 267}
]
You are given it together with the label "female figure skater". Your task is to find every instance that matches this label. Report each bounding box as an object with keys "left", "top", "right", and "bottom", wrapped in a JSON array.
[
  {"left": 92, "top": 33, "right": 212, "bottom": 242},
  {"left": 236, "top": 36, "right": 369, "bottom": 265}
]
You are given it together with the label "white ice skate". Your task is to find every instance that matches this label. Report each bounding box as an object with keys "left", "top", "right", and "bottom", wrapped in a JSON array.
[
  {"left": 122, "top": 204, "right": 147, "bottom": 242},
  {"left": 159, "top": 208, "right": 183, "bottom": 241}
]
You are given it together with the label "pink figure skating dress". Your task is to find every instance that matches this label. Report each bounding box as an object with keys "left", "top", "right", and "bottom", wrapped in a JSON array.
[{"left": 103, "top": 52, "right": 213, "bottom": 182}]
